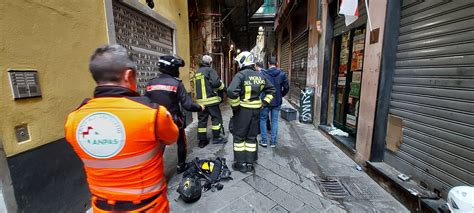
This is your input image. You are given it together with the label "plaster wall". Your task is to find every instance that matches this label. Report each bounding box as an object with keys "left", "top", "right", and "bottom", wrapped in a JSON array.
[
  {"left": 0, "top": 0, "right": 108, "bottom": 156},
  {"left": 355, "top": 0, "right": 388, "bottom": 162},
  {"left": 0, "top": 0, "right": 191, "bottom": 156}
]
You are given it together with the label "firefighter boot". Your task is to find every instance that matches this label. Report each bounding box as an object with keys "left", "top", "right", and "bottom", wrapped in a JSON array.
[
  {"left": 177, "top": 163, "right": 188, "bottom": 174},
  {"left": 246, "top": 163, "right": 255, "bottom": 172},
  {"left": 199, "top": 140, "right": 209, "bottom": 148},
  {"left": 232, "top": 162, "right": 248, "bottom": 173},
  {"left": 212, "top": 135, "right": 228, "bottom": 144}
]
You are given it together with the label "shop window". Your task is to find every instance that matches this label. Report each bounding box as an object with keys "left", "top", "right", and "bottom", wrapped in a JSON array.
[{"left": 333, "top": 27, "right": 366, "bottom": 136}]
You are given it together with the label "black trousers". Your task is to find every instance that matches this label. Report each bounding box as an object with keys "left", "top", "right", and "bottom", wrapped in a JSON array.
[
  {"left": 232, "top": 107, "right": 260, "bottom": 163},
  {"left": 197, "top": 104, "right": 223, "bottom": 141},
  {"left": 177, "top": 126, "right": 187, "bottom": 165}
]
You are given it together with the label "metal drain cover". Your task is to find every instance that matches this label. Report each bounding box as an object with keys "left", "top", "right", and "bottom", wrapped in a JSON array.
[{"left": 317, "top": 177, "right": 349, "bottom": 198}]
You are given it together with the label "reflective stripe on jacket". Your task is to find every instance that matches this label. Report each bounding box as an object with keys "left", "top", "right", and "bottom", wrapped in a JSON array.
[
  {"left": 227, "top": 67, "right": 276, "bottom": 109},
  {"left": 64, "top": 86, "right": 178, "bottom": 204},
  {"left": 193, "top": 66, "right": 225, "bottom": 106}
]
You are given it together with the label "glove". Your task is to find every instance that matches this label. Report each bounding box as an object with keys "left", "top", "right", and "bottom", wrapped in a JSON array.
[{"left": 262, "top": 101, "right": 269, "bottom": 108}]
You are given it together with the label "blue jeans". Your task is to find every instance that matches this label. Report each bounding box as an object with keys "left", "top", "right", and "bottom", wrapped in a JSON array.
[{"left": 260, "top": 106, "right": 280, "bottom": 145}]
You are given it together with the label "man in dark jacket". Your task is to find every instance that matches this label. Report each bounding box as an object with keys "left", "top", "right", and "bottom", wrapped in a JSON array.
[
  {"left": 193, "top": 55, "right": 227, "bottom": 148},
  {"left": 145, "top": 55, "right": 203, "bottom": 173},
  {"left": 227, "top": 51, "right": 275, "bottom": 173},
  {"left": 259, "top": 56, "right": 289, "bottom": 148}
]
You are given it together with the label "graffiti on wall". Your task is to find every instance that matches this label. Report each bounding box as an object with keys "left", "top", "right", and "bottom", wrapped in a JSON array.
[
  {"left": 299, "top": 87, "right": 315, "bottom": 123},
  {"left": 307, "top": 44, "right": 321, "bottom": 97}
]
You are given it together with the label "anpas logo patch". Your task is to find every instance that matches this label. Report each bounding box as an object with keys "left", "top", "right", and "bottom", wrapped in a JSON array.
[{"left": 76, "top": 112, "right": 126, "bottom": 159}]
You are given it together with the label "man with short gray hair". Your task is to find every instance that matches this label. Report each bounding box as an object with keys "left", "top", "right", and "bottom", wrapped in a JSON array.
[
  {"left": 192, "top": 54, "right": 227, "bottom": 148},
  {"left": 65, "top": 44, "right": 178, "bottom": 212}
]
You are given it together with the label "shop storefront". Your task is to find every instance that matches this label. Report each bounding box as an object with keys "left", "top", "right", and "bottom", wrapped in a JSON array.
[{"left": 321, "top": 1, "right": 367, "bottom": 148}]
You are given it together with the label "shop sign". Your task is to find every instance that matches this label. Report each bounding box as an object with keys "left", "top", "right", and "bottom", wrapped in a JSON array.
[{"left": 346, "top": 114, "right": 357, "bottom": 127}]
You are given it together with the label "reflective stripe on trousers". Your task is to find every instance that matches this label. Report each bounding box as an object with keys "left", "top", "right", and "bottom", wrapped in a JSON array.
[
  {"left": 233, "top": 142, "right": 245, "bottom": 151},
  {"left": 245, "top": 142, "right": 256, "bottom": 152},
  {"left": 81, "top": 146, "right": 161, "bottom": 169},
  {"left": 212, "top": 123, "right": 221, "bottom": 130},
  {"left": 233, "top": 141, "right": 256, "bottom": 152}
]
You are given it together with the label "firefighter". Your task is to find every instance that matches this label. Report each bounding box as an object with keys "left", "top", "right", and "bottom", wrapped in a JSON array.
[
  {"left": 65, "top": 44, "right": 179, "bottom": 212},
  {"left": 145, "top": 55, "right": 204, "bottom": 174},
  {"left": 193, "top": 55, "right": 227, "bottom": 148},
  {"left": 227, "top": 51, "right": 275, "bottom": 173}
]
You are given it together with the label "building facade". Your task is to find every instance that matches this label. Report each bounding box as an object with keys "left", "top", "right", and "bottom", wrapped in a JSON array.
[
  {"left": 0, "top": 0, "right": 190, "bottom": 211},
  {"left": 276, "top": 0, "right": 473, "bottom": 206}
]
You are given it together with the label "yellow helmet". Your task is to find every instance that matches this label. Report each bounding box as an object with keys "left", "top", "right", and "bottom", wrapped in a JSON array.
[{"left": 234, "top": 51, "right": 255, "bottom": 68}]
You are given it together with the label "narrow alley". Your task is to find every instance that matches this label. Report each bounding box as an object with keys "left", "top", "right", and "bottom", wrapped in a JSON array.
[
  {"left": 163, "top": 103, "right": 408, "bottom": 212},
  {"left": 1, "top": 0, "right": 473, "bottom": 212}
]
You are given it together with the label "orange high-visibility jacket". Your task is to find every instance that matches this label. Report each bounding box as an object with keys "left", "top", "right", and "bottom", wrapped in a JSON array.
[{"left": 64, "top": 86, "right": 178, "bottom": 211}]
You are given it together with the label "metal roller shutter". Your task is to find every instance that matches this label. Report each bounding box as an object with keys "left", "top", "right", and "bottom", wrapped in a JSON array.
[
  {"left": 280, "top": 39, "right": 290, "bottom": 73},
  {"left": 289, "top": 32, "right": 309, "bottom": 105},
  {"left": 384, "top": 0, "right": 474, "bottom": 196},
  {"left": 112, "top": 1, "right": 174, "bottom": 95}
]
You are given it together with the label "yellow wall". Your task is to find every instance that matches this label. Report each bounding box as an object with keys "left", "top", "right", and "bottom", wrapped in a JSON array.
[
  {"left": 140, "top": 0, "right": 191, "bottom": 89},
  {"left": 0, "top": 1, "right": 108, "bottom": 156},
  {"left": 0, "top": 0, "right": 190, "bottom": 156}
]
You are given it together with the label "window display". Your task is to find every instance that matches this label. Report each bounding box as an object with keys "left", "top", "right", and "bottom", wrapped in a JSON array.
[{"left": 334, "top": 27, "right": 366, "bottom": 134}]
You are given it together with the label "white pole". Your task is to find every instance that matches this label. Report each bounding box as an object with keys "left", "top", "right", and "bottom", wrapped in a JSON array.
[{"left": 365, "top": 0, "right": 373, "bottom": 31}]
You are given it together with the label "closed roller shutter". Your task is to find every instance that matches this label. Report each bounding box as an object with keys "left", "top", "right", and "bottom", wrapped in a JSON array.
[
  {"left": 280, "top": 39, "right": 290, "bottom": 73},
  {"left": 112, "top": 1, "right": 174, "bottom": 95},
  {"left": 289, "top": 32, "right": 309, "bottom": 105},
  {"left": 384, "top": 0, "right": 474, "bottom": 196}
]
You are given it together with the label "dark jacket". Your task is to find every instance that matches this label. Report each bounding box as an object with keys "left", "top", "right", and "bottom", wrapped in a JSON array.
[
  {"left": 227, "top": 67, "right": 275, "bottom": 109},
  {"left": 193, "top": 65, "right": 225, "bottom": 106},
  {"left": 145, "top": 73, "right": 201, "bottom": 116},
  {"left": 261, "top": 66, "right": 289, "bottom": 107}
]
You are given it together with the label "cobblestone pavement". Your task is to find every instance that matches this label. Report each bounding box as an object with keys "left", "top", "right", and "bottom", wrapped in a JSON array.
[{"left": 163, "top": 103, "right": 408, "bottom": 213}]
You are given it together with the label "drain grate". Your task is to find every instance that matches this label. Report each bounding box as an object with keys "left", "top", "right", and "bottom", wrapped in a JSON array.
[{"left": 317, "top": 177, "right": 349, "bottom": 198}]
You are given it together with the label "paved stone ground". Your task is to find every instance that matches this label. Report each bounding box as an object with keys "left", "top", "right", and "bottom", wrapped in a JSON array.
[{"left": 163, "top": 103, "right": 408, "bottom": 213}]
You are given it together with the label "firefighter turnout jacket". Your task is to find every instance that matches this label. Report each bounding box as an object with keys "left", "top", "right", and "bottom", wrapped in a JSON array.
[
  {"left": 193, "top": 65, "right": 225, "bottom": 106},
  {"left": 227, "top": 67, "right": 275, "bottom": 109},
  {"left": 145, "top": 73, "right": 202, "bottom": 117},
  {"left": 65, "top": 86, "right": 179, "bottom": 212}
]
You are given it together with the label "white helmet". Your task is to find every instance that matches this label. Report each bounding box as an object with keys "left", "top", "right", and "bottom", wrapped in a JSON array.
[
  {"left": 202, "top": 55, "right": 212, "bottom": 65},
  {"left": 234, "top": 51, "right": 255, "bottom": 69}
]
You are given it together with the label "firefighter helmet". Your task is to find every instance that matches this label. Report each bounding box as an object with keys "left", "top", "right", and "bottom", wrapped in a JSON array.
[
  {"left": 159, "top": 55, "right": 185, "bottom": 77},
  {"left": 201, "top": 55, "right": 213, "bottom": 66},
  {"left": 177, "top": 176, "right": 202, "bottom": 203},
  {"left": 234, "top": 51, "right": 255, "bottom": 69}
]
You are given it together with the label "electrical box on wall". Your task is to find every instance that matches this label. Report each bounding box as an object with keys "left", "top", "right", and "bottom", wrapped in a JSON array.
[
  {"left": 8, "top": 70, "right": 42, "bottom": 99},
  {"left": 15, "top": 124, "right": 30, "bottom": 143}
]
